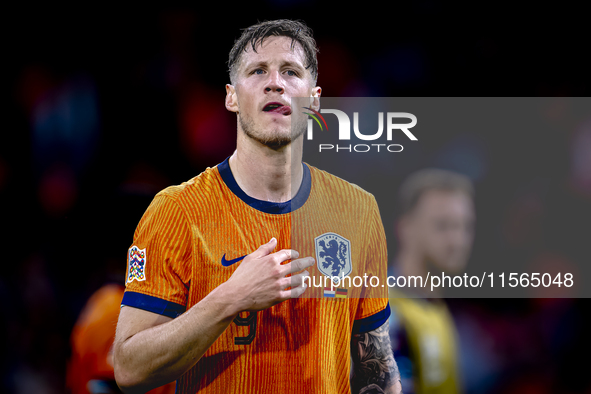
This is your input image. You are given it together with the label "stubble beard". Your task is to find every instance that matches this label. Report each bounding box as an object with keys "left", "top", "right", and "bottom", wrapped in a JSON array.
[{"left": 239, "top": 113, "right": 307, "bottom": 150}]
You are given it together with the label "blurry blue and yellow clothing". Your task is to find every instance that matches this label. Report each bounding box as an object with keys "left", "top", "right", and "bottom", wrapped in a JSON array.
[{"left": 389, "top": 288, "right": 461, "bottom": 394}]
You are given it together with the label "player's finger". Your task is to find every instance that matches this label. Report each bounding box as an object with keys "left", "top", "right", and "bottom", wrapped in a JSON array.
[
  {"left": 283, "top": 282, "right": 308, "bottom": 299},
  {"left": 284, "top": 256, "right": 315, "bottom": 274},
  {"left": 249, "top": 237, "right": 278, "bottom": 259},
  {"left": 272, "top": 249, "right": 299, "bottom": 264},
  {"left": 288, "top": 270, "right": 310, "bottom": 289}
]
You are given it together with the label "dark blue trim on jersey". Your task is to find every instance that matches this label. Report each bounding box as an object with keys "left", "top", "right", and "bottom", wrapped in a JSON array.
[
  {"left": 217, "top": 156, "right": 311, "bottom": 214},
  {"left": 121, "top": 291, "right": 186, "bottom": 319},
  {"left": 352, "top": 303, "right": 391, "bottom": 334}
]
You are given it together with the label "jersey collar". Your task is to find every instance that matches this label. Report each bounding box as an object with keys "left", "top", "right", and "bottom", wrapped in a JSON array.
[{"left": 217, "top": 157, "right": 311, "bottom": 214}]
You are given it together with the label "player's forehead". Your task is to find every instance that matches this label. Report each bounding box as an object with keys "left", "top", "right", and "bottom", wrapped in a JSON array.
[{"left": 237, "top": 36, "right": 307, "bottom": 71}]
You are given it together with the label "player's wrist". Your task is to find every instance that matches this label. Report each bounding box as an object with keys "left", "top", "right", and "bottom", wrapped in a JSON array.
[{"left": 207, "top": 281, "right": 245, "bottom": 318}]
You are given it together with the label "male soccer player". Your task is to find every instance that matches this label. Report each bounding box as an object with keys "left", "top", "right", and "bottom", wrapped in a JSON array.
[
  {"left": 113, "top": 19, "right": 401, "bottom": 394},
  {"left": 388, "top": 169, "right": 475, "bottom": 393}
]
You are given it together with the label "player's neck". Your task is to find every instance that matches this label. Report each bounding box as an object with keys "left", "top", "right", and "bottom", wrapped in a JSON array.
[
  {"left": 229, "top": 137, "right": 303, "bottom": 204},
  {"left": 396, "top": 248, "right": 441, "bottom": 297}
]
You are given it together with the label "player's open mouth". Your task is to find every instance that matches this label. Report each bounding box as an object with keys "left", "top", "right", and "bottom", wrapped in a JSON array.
[{"left": 263, "top": 102, "right": 292, "bottom": 115}]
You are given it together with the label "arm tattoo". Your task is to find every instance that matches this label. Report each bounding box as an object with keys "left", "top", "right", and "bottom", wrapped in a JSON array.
[{"left": 351, "top": 320, "right": 401, "bottom": 394}]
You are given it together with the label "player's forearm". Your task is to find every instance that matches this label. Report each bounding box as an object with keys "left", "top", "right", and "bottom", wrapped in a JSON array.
[
  {"left": 114, "top": 284, "right": 241, "bottom": 393},
  {"left": 350, "top": 320, "right": 402, "bottom": 394}
]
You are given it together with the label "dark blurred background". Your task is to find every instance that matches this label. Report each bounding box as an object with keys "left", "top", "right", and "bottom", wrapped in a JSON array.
[{"left": 2, "top": 4, "right": 590, "bottom": 394}]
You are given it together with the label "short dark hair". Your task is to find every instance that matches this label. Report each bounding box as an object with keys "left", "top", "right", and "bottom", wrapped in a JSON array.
[
  {"left": 398, "top": 169, "right": 474, "bottom": 216},
  {"left": 228, "top": 19, "right": 319, "bottom": 85}
]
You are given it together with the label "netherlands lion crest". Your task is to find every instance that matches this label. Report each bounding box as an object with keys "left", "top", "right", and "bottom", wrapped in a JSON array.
[{"left": 315, "top": 232, "right": 352, "bottom": 283}]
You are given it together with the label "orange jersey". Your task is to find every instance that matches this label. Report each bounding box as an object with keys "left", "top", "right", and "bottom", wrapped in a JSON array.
[
  {"left": 122, "top": 158, "right": 390, "bottom": 393},
  {"left": 68, "top": 284, "right": 175, "bottom": 394}
]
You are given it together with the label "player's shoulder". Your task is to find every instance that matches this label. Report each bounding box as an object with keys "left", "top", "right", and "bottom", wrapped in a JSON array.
[
  {"left": 306, "top": 163, "right": 377, "bottom": 206},
  {"left": 153, "top": 165, "right": 222, "bottom": 203}
]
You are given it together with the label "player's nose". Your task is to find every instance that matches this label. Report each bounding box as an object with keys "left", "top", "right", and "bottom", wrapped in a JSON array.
[{"left": 264, "top": 70, "right": 284, "bottom": 94}]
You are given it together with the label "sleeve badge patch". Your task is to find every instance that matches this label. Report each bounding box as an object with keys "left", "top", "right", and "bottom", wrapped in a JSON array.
[{"left": 127, "top": 246, "right": 147, "bottom": 283}]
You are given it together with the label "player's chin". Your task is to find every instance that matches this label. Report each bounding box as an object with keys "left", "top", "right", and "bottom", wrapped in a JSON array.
[
  {"left": 262, "top": 137, "right": 292, "bottom": 150},
  {"left": 442, "top": 256, "right": 469, "bottom": 273},
  {"left": 260, "top": 131, "right": 296, "bottom": 150}
]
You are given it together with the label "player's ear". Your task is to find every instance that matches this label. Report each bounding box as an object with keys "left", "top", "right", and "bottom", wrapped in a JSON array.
[
  {"left": 310, "top": 86, "right": 321, "bottom": 111},
  {"left": 225, "top": 84, "right": 239, "bottom": 113}
]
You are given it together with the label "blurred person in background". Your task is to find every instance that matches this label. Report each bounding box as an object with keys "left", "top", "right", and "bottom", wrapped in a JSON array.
[
  {"left": 67, "top": 183, "right": 176, "bottom": 394},
  {"left": 388, "top": 169, "right": 475, "bottom": 394},
  {"left": 67, "top": 284, "right": 176, "bottom": 394}
]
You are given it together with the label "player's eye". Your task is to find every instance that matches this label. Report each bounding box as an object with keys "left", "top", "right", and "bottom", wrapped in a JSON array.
[
  {"left": 253, "top": 69, "right": 264, "bottom": 75},
  {"left": 286, "top": 70, "right": 297, "bottom": 76}
]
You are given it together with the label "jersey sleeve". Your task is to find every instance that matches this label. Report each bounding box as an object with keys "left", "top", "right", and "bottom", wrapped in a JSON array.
[
  {"left": 352, "top": 195, "right": 390, "bottom": 333},
  {"left": 121, "top": 193, "right": 191, "bottom": 318}
]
